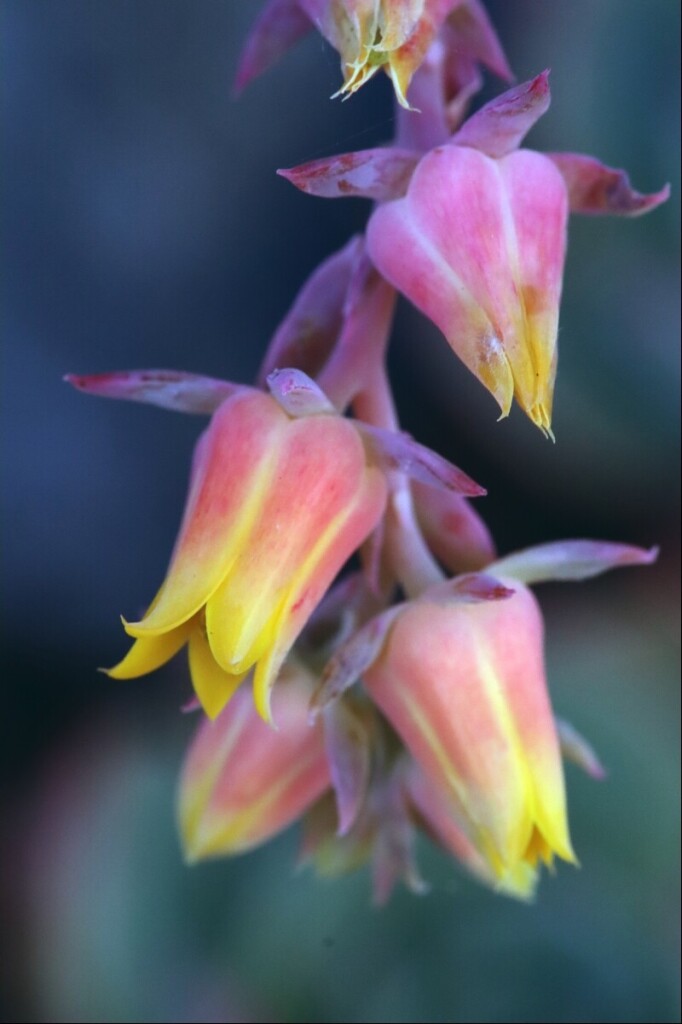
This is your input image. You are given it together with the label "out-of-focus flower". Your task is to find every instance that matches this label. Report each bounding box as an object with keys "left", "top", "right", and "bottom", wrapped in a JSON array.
[
  {"left": 106, "top": 386, "right": 387, "bottom": 722},
  {"left": 235, "top": 0, "right": 510, "bottom": 108},
  {"left": 179, "top": 659, "right": 330, "bottom": 861},
  {"left": 282, "top": 72, "right": 669, "bottom": 434}
]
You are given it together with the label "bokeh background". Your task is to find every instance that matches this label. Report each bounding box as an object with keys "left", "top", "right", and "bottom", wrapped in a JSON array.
[{"left": 2, "top": 2, "right": 679, "bottom": 1021}]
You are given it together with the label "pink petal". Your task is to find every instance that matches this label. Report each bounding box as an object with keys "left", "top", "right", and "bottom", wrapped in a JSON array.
[
  {"left": 234, "top": 0, "right": 312, "bottom": 93},
  {"left": 547, "top": 152, "right": 670, "bottom": 216},
  {"left": 359, "top": 422, "right": 485, "bottom": 496},
  {"left": 278, "top": 148, "right": 420, "bottom": 201},
  {"left": 452, "top": 71, "right": 551, "bottom": 157},
  {"left": 488, "top": 540, "right": 658, "bottom": 585},
  {"left": 258, "top": 236, "right": 363, "bottom": 384},
  {"left": 64, "top": 370, "right": 241, "bottom": 415}
]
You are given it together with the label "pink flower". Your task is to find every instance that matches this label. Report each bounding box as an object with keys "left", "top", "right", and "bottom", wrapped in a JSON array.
[
  {"left": 68, "top": 365, "right": 482, "bottom": 722},
  {"left": 364, "top": 578, "right": 576, "bottom": 882},
  {"left": 314, "top": 539, "right": 656, "bottom": 888},
  {"left": 106, "top": 386, "right": 387, "bottom": 722},
  {"left": 179, "top": 659, "right": 330, "bottom": 861},
  {"left": 281, "top": 72, "right": 668, "bottom": 434}
]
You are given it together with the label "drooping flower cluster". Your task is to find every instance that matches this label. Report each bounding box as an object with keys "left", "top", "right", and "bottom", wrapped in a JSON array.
[{"left": 68, "top": 1, "right": 667, "bottom": 902}]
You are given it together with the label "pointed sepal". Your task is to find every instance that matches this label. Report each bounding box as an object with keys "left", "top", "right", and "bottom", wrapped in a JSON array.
[
  {"left": 488, "top": 540, "right": 658, "bottom": 585},
  {"left": 556, "top": 718, "right": 606, "bottom": 781},
  {"left": 451, "top": 71, "right": 550, "bottom": 158},
  {"left": 548, "top": 152, "right": 670, "bottom": 216},
  {"left": 278, "top": 148, "right": 419, "bottom": 201},
  {"left": 234, "top": 0, "right": 312, "bottom": 93},
  {"left": 359, "top": 422, "right": 485, "bottom": 497},
  {"left": 65, "top": 370, "right": 241, "bottom": 415}
]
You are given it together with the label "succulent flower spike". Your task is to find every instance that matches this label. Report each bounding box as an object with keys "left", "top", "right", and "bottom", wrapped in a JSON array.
[
  {"left": 237, "top": 0, "right": 510, "bottom": 109},
  {"left": 106, "top": 385, "right": 387, "bottom": 723},
  {"left": 179, "top": 659, "right": 330, "bottom": 862}
]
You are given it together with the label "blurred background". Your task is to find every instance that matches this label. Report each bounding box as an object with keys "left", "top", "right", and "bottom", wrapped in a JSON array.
[{"left": 2, "top": 2, "right": 679, "bottom": 1021}]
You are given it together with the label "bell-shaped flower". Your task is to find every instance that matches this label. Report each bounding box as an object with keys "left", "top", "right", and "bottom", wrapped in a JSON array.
[
  {"left": 363, "top": 579, "right": 576, "bottom": 882},
  {"left": 313, "top": 539, "right": 656, "bottom": 887},
  {"left": 69, "top": 366, "right": 482, "bottom": 723},
  {"left": 369, "top": 139, "right": 567, "bottom": 434},
  {"left": 179, "top": 659, "right": 330, "bottom": 862},
  {"left": 281, "top": 72, "right": 668, "bottom": 434},
  {"left": 106, "top": 384, "right": 387, "bottom": 723}
]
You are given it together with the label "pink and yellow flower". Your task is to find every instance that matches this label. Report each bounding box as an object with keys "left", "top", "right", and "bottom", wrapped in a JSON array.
[
  {"left": 368, "top": 141, "right": 568, "bottom": 434},
  {"left": 281, "top": 72, "right": 668, "bottom": 434},
  {"left": 179, "top": 659, "right": 330, "bottom": 861},
  {"left": 363, "top": 578, "right": 576, "bottom": 884},
  {"left": 108, "top": 387, "right": 387, "bottom": 722}
]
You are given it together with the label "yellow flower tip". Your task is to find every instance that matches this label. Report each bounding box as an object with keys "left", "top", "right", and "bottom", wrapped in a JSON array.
[
  {"left": 253, "top": 661, "right": 278, "bottom": 728},
  {"left": 525, "top": 400, "right": 555, "bottom": 440},
  {"left": 495, "top": 863, "right": 539, "bottom": 903}
]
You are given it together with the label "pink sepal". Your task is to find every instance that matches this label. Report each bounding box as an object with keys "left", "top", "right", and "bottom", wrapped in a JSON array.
[
  {"left": 370, "top": 771, "right": 428, "bottom": 906},
  {"left": 258, "top": 236, "right": 362, "bottom": 384},
  {"left": 547, "top": 152, "right": 670, "bottom": 216},
  {"left": 234, "top": 0, "right": 312, "bottom": 93},
  {"left": 323, "top": 701, "right": 372, "bottom": 836},
  {"left": 311, "top": 606, "right": 403, "bottom": 714},
  {"left": 278, "top": 148, "right": 420, "bottom": 201},
  {"left": 447, "top": 0, "right": 513, "bottom": 85},
  {"left": 65, "top": 370, "right": 241, "bottom": 415},
  {"left": 556, "top": 718, "right": 606, "bottom": 781},
  {"left": 451, "top": 71, "right": 550, "bottom": 157},
  {"left": 266, "top": 368, "right": 336, "bottom": 416},
  {"left": 488, "top": 540, "right": 658, "bottom": 585},
  {"left": 430, "top": 572, "right": 516, "bottom": 604},
  {"left": 359, "top": 423, "right": 485, "bottom": 497}
]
